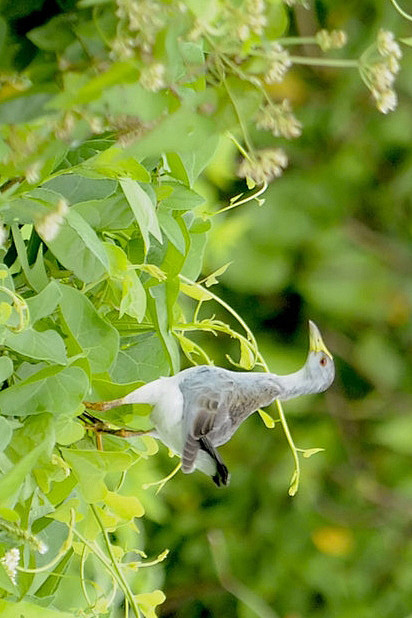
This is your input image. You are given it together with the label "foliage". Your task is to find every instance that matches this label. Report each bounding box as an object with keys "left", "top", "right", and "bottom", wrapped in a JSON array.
[{"left": 0, "top": 0, "right": 410, "bottom": 616}]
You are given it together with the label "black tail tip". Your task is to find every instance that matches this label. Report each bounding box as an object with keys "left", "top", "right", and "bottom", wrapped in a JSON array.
[{"left": 212, "top": 463, "right": 230, "bottom": 487}]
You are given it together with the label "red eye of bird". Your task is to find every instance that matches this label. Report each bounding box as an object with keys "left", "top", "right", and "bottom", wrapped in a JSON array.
[{"left": 320, "top": 356, "right": 327, "bottom": 367}]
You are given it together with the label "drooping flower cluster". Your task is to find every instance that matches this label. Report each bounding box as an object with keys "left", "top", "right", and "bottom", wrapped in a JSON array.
[
  {"left": 112, "top": 0, "right": 164, "bottom": 57},
  {"left": 237, "top": 0, "right": 267, "bottom": 41},
  {"left": 139, "top": 63, "right": 166, "bottom": 92},
  {"left": 360, "top": 29, "right": 402, "bottom": 114},
  {"left": 238, "top": 148, "right": 288, "bottom": 184},
  {"left": 255, "top": 99, "right": 302, "bottom": 139},
  {"left": 265, "top": 43, "right": 292, "bottom": 84},
  {"left": 315, "top": 29, "right": 347, "bottom": 51},
  {"left": 35, "top": 198, "right": 69, "bottom": 243},
  {"left": 1, "top": 548, "right": 20, "bottom": 586}
]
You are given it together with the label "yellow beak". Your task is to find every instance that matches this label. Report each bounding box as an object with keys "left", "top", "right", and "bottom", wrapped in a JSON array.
[{"left": 308, "top": 320, "right": 333, "bottom": 359}]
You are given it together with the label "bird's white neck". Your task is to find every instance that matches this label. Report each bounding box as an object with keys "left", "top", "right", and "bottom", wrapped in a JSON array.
[{"left": 275, "top": 367, "right": 312, "bottom": 400}]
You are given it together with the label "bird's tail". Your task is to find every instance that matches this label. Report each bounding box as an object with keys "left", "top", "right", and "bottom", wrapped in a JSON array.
[{"left": 181, "top": 434, "right": 199, "bottom": 474}]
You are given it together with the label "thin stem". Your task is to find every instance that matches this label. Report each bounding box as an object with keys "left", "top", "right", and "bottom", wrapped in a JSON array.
[
  {"left": 179, "top": 275, "right": 258, "bottom": 351},
  {"left": 91, "top": 505, "right": 141, "bottom": 618},
  {"left": 275, "top": 400, "right": 300, "bottom": 496},
  {"left": 212, "top": 181, "right": 267, "bottom": 216},
  {"left": 193, "top": 299, "right": 203, "bottom": 324},
  {"left": 18, "top": 510, "right": 74, "bottom": 574},
  {"left": 289, "top": 55, "right": 359, "bottom": 68},
  {"left": 142, "top": 461, "right": 182, "bottom": 493},
  {"left": 276, "top": 36, "right": 319, "bottom": 46},
  {"left": 222, "top": 76, "right": 255, "bottom": 153},
  {"left": 389, "top": 0, "right": 412, "bottom": 21},
  {"left": 73, "top": 529, "right": 117, "bottom": 580},
  {"left": 226, "top": 132, "right": 251, "bottom": 160},
  {"left": 80, "top": 545, "right": 93, "bottom": 609}
]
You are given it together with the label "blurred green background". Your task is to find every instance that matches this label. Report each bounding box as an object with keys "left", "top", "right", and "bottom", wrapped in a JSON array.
[{"left": 144, "top": 3, "right": 412, "bottom": 617}]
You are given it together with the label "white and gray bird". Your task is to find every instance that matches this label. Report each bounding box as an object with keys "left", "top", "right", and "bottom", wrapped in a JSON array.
[{"left": 85, "top": 321, "right": 334, "bottom": 486}]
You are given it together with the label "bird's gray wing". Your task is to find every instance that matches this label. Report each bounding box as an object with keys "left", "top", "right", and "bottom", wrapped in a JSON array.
[{"left": 179, "top": 368, "right": 235, "bottom": 474}]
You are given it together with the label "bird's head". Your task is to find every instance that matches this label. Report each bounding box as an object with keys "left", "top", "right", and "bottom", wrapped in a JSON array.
[{"left": 304, "top": 320, "right": 335, "bottom": 394}]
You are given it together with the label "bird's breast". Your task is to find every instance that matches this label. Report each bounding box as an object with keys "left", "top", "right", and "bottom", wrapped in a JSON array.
[{"left": 149, "top": 378, "right": 185, "bottom": 455}]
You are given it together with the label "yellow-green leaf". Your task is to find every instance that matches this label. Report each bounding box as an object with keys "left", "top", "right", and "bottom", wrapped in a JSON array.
[
  {"left": 105, "top": 490, "right": 145, "bottom": 519},
  {"left": 180, "top": 282, "right": 213, "bottom": 301}
]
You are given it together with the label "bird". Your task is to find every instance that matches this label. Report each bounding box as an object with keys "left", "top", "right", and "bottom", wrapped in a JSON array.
[{"left": 84, "top": 320, "right": 334, "bottom": 486}]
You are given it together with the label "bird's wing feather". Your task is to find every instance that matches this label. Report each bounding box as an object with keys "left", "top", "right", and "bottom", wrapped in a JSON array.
[
  {"left": 179, "top": 366, "right": 282, "bottom": 472},
  {"left": 180, "top": 368, "right": 235, "bottom": 471}
]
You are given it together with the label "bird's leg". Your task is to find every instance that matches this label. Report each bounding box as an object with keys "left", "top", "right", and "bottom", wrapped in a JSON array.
[
  {"left": 199, "top": 436, "right": 230, "bottom": 487},
  {"left": 83, "top": 397, "right": 125, "bottom": 412},
  {"left": 80, "top": 410, "right": 154, "bottom": 440}
]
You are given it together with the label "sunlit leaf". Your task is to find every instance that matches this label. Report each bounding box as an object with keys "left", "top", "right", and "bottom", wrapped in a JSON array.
[
  {"left": 105, "top": 491, "right": 145, "bottom": 519},
  {"left": 120, "top": 178, "right": 162, "bottom": 251}
]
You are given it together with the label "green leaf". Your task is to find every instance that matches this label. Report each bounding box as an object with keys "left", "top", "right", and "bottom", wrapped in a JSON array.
[
  {"left": 92, "top": 82, "right": 169, "bottom": 122},
  {"left": 0, "top": 365, "right": 88, "bottom": 417},
  {"left": 0, "top": 356, "right": 13, "bottom": 383},
  {"left": 111, "top": 332, "right": 170, "bottom": 384},
  {"left": 66, "top": 208, "right": 108, "bottom": 265},
  {"left": 204, "top": 262, "right": 233, "bottom": 287},
  {"left": 126, "top": 105, "right": 215, "bottom": 159},
  {"left": 158, "top": 182, "right": 205, "bottom": 211},
  {"left": 167, "top": 135, "right": 219, "bottom": 186},
  {"left": 3, "top": 328, "right": 67, "bottom": 365},
  {"left": 238, "top": 338, "right": 255, "bottom": 370},
  {"left": 0, "top": 93, "right": 53, "bottom": 125},
  {"left": 148, "top": 285, "right": 180, "bottom": 374},
  {"left": 157, "top": 209, "right": 186, "bottom": 254},
  {"left": 105, "top": 491, "right": 145, "bottom": 519},
  {"left": 180, "top": 282, "right": 213, "bottom": 301},
  {"left": 0, "top": 442, "right": 47, "bottom": 508},
  {"left": 61, "top": 449, "right": 134, "bottom": 502},
  {"left": 27, "top": 15, "right": 76, "bottom": 51},
  {"left": 0, "top": 302, "right": 12, "bottom": 324},
  {"left": 105, "top": 243, "right": 146, "bottom": 322},
  {"left": 258, "top": 409, "right": 276, "bottom": 429},
  {"left": 135, "top": 590, "right": 166, "bottom": 618},
  {"left": 265, "top": 2, "right": 288, "bottom": 40},
  {"left": 302, "top": 448, "right": 325, "bottom": 459},
  {"left": 45, "top": 211, "right": 109, "bottom": 283},
  {"left": 73, "top": 193, "right": 135, "bottom": 231},
  {"left": 55, "top": 417, "right": 85, "bottom": 446},
  {"left": 0, "top": 417, "right": 13, "bottom": 452},
  {"left": 59, "top": 284, "right": 119, "bottom": 372},
  {"left": 82, "top": 147, "right": 151, "bottom": 182},
  {"left": 67, "top": 62, "right": 138, "bottom": 106},
  {"left": 44, "top": 175, "right": 117, "bottom": 203},
  {"left": 26, "top": 280, "right": 62, "bottom": 324},
  {"left": 0, "top": 599, "right": 74, "bottom": 618},
  {"left": 181, "top": 218, "right": 211, "bottom": 280},
  {"left": 120, "top": 178, "right": 162, "bottom": 251},
  {"left": 29, "top": 244, "right": 50, "bottom": 292},
  {"left": 166, "top": 152, "right": 190, "bottom": 186}
]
